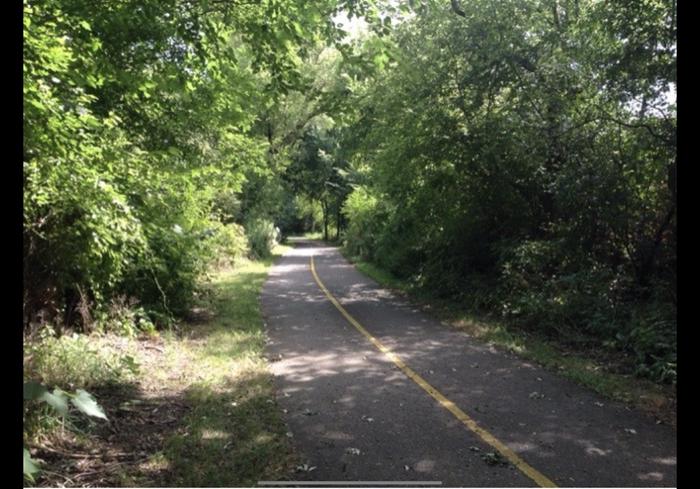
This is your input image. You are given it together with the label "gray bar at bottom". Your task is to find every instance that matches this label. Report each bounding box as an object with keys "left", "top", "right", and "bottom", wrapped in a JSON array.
[{"left": 258, "top": 482, "right": 442, "bottom": 486}]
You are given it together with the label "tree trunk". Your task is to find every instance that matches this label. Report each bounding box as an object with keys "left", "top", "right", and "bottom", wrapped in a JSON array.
[
  {"left": 450, "top": 0, "right": 466, "bottom": 17},
  {"left": 635, "top": 203, "right": 676, "bottom": 289},
  {"left": 336, "top": 207, "right": 341, "bottom": 241},
  {"left": 321, "top": 199, "right": 329, "bottom": 241}
]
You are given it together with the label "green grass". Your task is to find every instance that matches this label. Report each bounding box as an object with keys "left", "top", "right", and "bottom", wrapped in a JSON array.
[
  {"left": 474, "top": 322, "right": 666, "bottom": 405},
  {"left": 343, "top": 251, "right": 675, "bottom": 425},
  {"left": 300, "top": 230, "right": 324, "bottom": 240},
  {"left": 23, "top": 331, "right": 141, "bottom": 450},
  {"left": 289, "top": 230, "right": 341, "bottom": 244},
  {"left": 158, "top": 247, "right": 297, "bottom": 486},
  {"left": 354, "top": 261, "right": 409, "bottom": 292},
  {"left": 24, "top": 333, "right": 139, "bottom": 391}
]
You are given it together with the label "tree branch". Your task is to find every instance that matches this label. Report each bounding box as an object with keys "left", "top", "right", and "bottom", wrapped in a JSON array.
[
  {"left": 602, "top": 114, "right": 675, "bottom": 145},
  {"left": 450, "top": 0, "right": 466, "bottom": 17}
]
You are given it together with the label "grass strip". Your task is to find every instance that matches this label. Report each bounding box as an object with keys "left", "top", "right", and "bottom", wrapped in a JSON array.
[{"left": 157, "top": 247, "right": 297, "bottom": 486}]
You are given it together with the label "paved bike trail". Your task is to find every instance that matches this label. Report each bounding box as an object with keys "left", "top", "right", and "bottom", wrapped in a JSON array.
[{"left": 260, "top": 240, "right": 676, "bottom": 487}]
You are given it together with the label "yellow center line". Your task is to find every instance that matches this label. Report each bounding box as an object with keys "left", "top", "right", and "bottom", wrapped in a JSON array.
[{"left": 310, "top": 255, "right": 557, "bottom": 488}]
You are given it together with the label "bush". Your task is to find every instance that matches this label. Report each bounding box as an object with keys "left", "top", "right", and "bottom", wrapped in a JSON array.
[
  {"left": 119, "top": 215, "right": 209, "bottom": 321},
  {"left": 245, "top": 219, "right": 279, "bottom": 259},
  {"left": 622, "top": 305, "right": 677, "bottom": 384},
  {"left": 342, "top": 186, "right": 384, "bottom": 260},
  {"left": 497, "top": 239, "right": 676, "bottom": 384},
  {"left": 93, "top": 296, "right": 157, "bottom": 337},
  {"left": 209, "top": 222, "right": 249, "bottom": 267},
  {"left": 498, "top": 240, "right": 619, "bottom": 337}
]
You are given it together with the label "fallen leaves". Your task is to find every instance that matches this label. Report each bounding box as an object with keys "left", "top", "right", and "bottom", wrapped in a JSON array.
[
  {"left": 480, "top": 451, "right": 509, "bottom": 467},
  {"left": 470, "top": 446, "right": 510, "bottom": 468}
]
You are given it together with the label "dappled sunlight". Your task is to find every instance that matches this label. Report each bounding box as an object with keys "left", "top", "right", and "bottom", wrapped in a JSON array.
[
  {"left": 26, "top": 362, "right": 288, "bottom": 487},
  {"left": 200, "top": 429, "right": 229, "bottom": 440},
  {"left": 343, "top": 283, "right": 399, "bottom": 304},
  {"left": 505, "top": 441, "right": 538, "bottom": 452},
  {"left": 270, "top": 344, "right": 404, "bottom": 387},
  {"left": 24, "top": 0, "right": 676, "bottom": 483},
  {"left": 414, "top": 459, "right": 436, "bottom": 472},
  {"left": 585, "top": 446, "right": 611, "bottom": 456},
  {"left": 321, "top": 430, "right": 355, "bottom": 441},
  {"left": 651, "top": 456, "right": 676, "bottom": 466},
  {"left": 27, "top": 254, "right": 305, "bottom": 487},
  {"left": 269, "top": 263, "right": 310, "bottom": 275},
  {"left": 255, "top": 432, "right": 275, "bottom": 444},
  {"left": 638, "top": 472, "right": 664, "bottom": 482},
  {"left": 284, "top": 238, "right": 338, "bottom": 258},
  {"left": 137, "top": 453, "right": 172, "bottom": 478}
]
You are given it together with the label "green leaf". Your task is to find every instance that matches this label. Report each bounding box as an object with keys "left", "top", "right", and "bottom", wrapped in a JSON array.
[
  {"left": 27, "top": 98, "right": 46, "bottom": 111},
  {"left": 70, "top": 389, "right": 108, "bottom": 420},
  {"left": 23, "top": 381, "right": 47, "bottom": 400},
  {"left": 292, "top": 21, "right": 304, "bottom": 36},
  {"left": 24, "top": 448, "right": 40, "bottom": 480},
  {"left": 120, "top": 355, "right": 140, "bottom": 375},
  {"left": 42, "top": 389, "right": 69, "bottom": 417},
  {"left": 26, "top": 383, "right": 69, "bottom": 416}
]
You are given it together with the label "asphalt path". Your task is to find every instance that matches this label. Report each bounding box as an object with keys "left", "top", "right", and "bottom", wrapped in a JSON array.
[{"left": 260, "top": 239, "right": 676, "bottom": 487}]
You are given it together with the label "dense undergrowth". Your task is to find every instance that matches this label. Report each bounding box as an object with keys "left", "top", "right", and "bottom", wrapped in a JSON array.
[{"left": 342, "top": 195, "right": 676, "bottom": 386}]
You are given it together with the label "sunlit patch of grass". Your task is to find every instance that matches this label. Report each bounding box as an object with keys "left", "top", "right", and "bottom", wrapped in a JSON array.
[
  {"left": 23, "top": 331, "right": 141, "bottom": 448},
  {"left": 159, "top": 245, "right": 297, "bottom": 486},
  {"left": 23, "top": 245, "right": 294, "bottom": 486},
  {"left": 300, "top": 230, "right": 324, "bottom": 240},
  {"left": 354, "top": 261, "right": 408, "bottom": 292},
  {"left": 24, "top": 331, "right": 140, "bottom": 391},
  {"left": 140, "top": 451, "right": 170, "bottom": 471},
  {"left": 340, "top": 250, "right": 410, "bottom": 294}
]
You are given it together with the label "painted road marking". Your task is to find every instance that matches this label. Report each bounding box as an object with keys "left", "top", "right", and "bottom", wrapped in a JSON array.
[{"left": 310, "top": 255, "right": 557, "bottom": 488}]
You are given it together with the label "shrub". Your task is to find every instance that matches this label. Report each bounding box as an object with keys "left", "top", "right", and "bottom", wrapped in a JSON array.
[
  {"left": 342, "top": 186, "right": 383, "bottom": 260},
  {"left": 93, "top": 296, "right": 157, "bottom": 337},
  {"left": 209, "top": 222, "right": 249, "bottom": 267},
  {"left": 245, "top": 219, "right": 279, "bottom": 259},
  {"left": 497, "top": 240, "right": 619, "bottom": 337},
  {"left": 119, "top": 215, "right": 209, "bottom": 321},
  {"left": 622, "top": 305, "right": 677, "bottom": 384}
]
